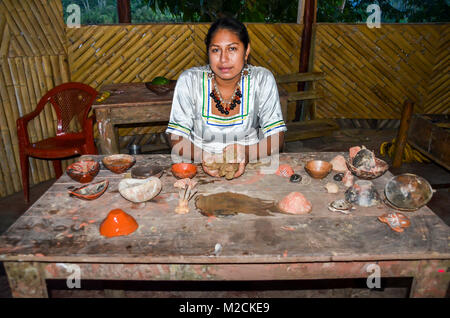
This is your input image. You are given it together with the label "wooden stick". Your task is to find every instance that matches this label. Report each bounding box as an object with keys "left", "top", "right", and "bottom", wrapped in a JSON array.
[{"left": 393, "top": 100, "right": 414, "bottom": 168}]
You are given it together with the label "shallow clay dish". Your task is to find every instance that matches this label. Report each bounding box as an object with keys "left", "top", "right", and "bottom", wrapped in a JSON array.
[
  {"left": 118, "top": 177, "right": 162, "bottom": 203},
  {"left": 68, "top": 179, "right": 109, "bottom": 200},
  {"left": 100, "top": 208, "right": 138, "bottom": 238},
  {"left": 172, "top": 163, "right": 197, "bottom": 179},
  {"left": 66, "top": 160, "right": 100, "bottom": 183},
  {"left": 384, "top": 173, "right": 433, "bottom": 211},
  {"left": 131, "top": 165, "right": 164, "bottom": 179},
  {"left": 102, "top": 154, "right": 136, "bottom": 174},
  {"left": 346, "top": 157, "right": 388, "bottom": 180},
  {"left": 304, "top": 160, "right": 332, "bottom": 179}
]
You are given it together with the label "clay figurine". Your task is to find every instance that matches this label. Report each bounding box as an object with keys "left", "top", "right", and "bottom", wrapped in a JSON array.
[
  {"left": 174, "top": 178, "right": 198, "bottom": 214},
  {"left": 203, "top": 150, "right": 240, "bottom": 180},
  {"left": 378, "top": 212, "right": 411, "bottom": 233}
]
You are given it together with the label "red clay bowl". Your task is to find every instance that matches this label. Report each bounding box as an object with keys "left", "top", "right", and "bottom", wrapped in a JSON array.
[
  {"left": 102, "top": 154, "right": 136, "bottom": 174},
  {"left": 171, "top": 163, "right": 197, "bottom": 179},
  {"left": 68, "top": 179, "right": 109, "bottom": 200},
  {"left": 66, "top": 160, "right": 100, "bottom": 183},
  {"left": 100, "top": 208, "right": 138, "bottom": 238},
  {"left": 304, "top": 160, "right": 332, "bottom": 179},
  {"left": 346, "top": 158, "right": 389, "bottom": 180}
]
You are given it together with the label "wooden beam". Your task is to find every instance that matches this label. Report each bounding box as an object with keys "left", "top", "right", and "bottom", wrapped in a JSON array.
[
  {"left": 392, "top": 100, "right": 414, "bottom": 168},
  {"left": 117, "top": 0, "right": 131, "bottom": 23},
  {"left": 295, "top": 0, "right": 317, "bottom": 121},
  {"left": 275, "top": 72, "right": 325, "bottom": 84}
]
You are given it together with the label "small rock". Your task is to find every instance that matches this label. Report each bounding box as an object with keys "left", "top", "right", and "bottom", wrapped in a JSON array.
[
  {"left": 289, "top": 174, "right": 302, "bottom": 183},
  {"left": 333, "top": 173, "right": 344, "bottom": 181},
  {"left": 325, "top": 182, "right": 339, "bottom": 193}
]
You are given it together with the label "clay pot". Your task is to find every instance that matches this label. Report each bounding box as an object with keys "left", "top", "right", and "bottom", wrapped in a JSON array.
[
  {"left": 68, "top": 179, "right": 109, "bottom": 200},
  {"left": 304, "top": 160, "right": 332, "bottom": 179},
  {"left": 345, "top": 180, "right": 380, "bottom": 207},
  {"left": 384, "top": 173, "right": 433, "bottom": 211},
  {"left": 100, "top": 208, "right": 138, "bottom": 238},
  {"left": 171, "top": 163, "right": 197, "bottom": 179},
  {"left": 131, "top": 165, "right": 164, "bottom": 179},
  {"left": 118, "top": 177, "right": 162, "bottom": 203},
  {"left": 102, "top": 154, "right": 136, "bottom": 174},
  {"left": 66, "top": 160, "right": 100, "bottom": 183}
]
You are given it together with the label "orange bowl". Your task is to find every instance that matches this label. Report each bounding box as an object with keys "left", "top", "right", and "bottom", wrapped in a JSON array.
[
  {"left": 171, "top": 163, "right": 197, "bottom": 179},
  {"left": 304, "top": 160, "right": 332, "bottom": 179},
  {"left": 100, "top": 209, "right": 138, "bottom": 238},
  {"left": 102, "top": 154, "right": 136, "bottom": 174},
  {"left": 66, "top": 160, "right": 99, "bottom": 183}
]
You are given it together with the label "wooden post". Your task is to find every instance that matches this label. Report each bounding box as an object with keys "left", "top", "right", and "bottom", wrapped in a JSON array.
[
  {"left": 295, "top": 0, "right": 317, "bottom": 121},
  {"left": 297, "top": 0, "right": 306, "bottom": 24},
  {"left": 117, "top": 0, "right": 131, "bottom": 23},
  {"left": 392, "top": 100, "right": 414, "bottom": 168}
]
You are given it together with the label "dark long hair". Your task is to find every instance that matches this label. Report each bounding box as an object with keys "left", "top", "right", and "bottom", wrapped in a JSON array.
[{"left": 205, "top": 17, "right": 250, "bottom": 54}]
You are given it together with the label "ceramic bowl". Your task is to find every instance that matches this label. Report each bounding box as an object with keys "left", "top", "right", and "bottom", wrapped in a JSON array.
[
  {"left": 68, "top": 179, "right": 109, "bottom": 200},
  {"left": 131, "top": 165, "right": 164, "bottom": 179},
  {"left": 66, "top": 160, "right": 100, "bottom": 183},
  {"left": 346, "top": 157, "right": 389, "bottom": 179},
  {"left": 100, "top": 208, "right": 138, "bottom": 238},
  {"left": 102, "top": 154, "right": 136, "bottom": 174},
  {"left": 345, "top": 180, "right": 380, "bottom": 207},
  {"left": 384, "top": 173, "right": 433, "bottom": 211},
  {"left": 171, "top": 163, "right": 197, "bottom": 179},
  {"left": 304, "top": 160, "right": 332, "bottom": 179},
  {"left": 118, "top": 177, "right": 162, "bottom": 203}
]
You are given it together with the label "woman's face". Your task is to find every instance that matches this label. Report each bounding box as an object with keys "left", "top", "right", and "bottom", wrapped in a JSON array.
[{"left": 208, "top": 28, "right": 250, "bottom": 83}]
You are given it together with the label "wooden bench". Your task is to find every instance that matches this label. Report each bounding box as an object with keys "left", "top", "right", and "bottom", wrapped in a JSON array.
[{"left": 276, "top": 72, "right": 339, "bottom": 142}]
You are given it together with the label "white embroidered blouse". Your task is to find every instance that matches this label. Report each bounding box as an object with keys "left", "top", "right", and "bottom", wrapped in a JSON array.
[{"left": 165, "top": 64, "right": 287, "bottom": 154}]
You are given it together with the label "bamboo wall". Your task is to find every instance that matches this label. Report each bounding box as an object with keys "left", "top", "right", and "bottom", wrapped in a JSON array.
[
  {"left": 0, "top": 0, "right": 72, "bottom": 197},
  {"left": 313, "top": 23, "right": 449, "bottom": 119}
]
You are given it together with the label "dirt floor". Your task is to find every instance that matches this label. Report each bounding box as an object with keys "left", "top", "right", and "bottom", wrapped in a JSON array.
[{"left": 0, "top": 128, "right": 449, "bottom": 298}]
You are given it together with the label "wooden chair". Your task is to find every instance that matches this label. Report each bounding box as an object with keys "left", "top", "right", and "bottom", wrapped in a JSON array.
[
  {"left": 276, "top": 72, "right": 339, "bottom": 142},
  {"left": 16, "top": 82, "right": 98, "bottom": 202}
]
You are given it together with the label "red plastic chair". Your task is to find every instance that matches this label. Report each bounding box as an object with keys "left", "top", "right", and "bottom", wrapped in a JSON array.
[{"left": 17, "top": 82, "right": 98, "bottom": 202}]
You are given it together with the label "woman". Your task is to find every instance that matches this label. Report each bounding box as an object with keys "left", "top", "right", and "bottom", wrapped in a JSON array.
[{"left": 166, "top": 17, "right": 287, "bottom": 178}]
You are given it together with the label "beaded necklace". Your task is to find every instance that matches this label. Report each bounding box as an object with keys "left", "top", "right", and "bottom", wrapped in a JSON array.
[{"left": 210, "top": 79, "right": 242, "bottom": 115}]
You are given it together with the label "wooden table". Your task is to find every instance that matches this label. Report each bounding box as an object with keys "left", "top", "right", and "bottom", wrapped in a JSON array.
[
  {"left": 0, "top": 153, "right": 449, "bottom": 298},
  {"left": 92, "top": 83, "right": 174, "bottom": 155}
]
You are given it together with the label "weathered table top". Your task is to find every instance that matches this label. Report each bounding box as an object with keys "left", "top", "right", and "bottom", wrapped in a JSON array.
[
  {"left": 1, "top": 153, "right": 449, "bottom": 264},
  {"left": 92, "top": 82, "right": 174, "bottom": 109}
]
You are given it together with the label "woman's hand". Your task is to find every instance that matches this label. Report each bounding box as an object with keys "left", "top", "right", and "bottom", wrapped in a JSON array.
[
  {"left": 223, "top": 143, "right": 247, "bottom": 178},
  {"left": 201, "top": 152, "right": 222, "bottom": 177}
]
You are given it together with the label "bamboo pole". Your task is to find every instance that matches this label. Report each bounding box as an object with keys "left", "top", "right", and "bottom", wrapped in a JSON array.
[
  {"left": 0, "top": 24, "right": 10, "bottom": 57},
  {"left": 33, "top": 0, "right": 64, "bottom": 54},
  {"left": 21, "top": 0, "right": 54, "bottom": 55},
  {"left": 3, "top": 10, "right": 32, "bottom": 56},
  {"left": 26, "top": 0, "right": 58, "bottom": 55}
]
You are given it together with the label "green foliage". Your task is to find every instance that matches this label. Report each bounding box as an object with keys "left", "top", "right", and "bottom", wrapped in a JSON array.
[
  {"left": 61, "top": 0, "right": 449, "bottom": 24},
  {"left": 317, "top": 0, "right": 449, "bottom": 23}
]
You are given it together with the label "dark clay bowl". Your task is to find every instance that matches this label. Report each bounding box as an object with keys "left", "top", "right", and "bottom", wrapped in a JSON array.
[
  {"left": 304, "top": 160, "right": 332, "bottom": 179},
  {"left": 145, "top": 80, "right": 176, "bottom": 96},
  {"left": 171, "top": 163, "right": 197, "bottom": 179},
  {"left": 131, "top": 165, "right": 164, "bottom": 179},
  {"left": 102, "top": 154, "right": 136, "bottom": 174},
  {"left": 346, "top": 157, "right": 389, "bottom": 180},
  {"left": 68, "top": 179, "right": 109, "bottom": 200},
  {"left": 66, "top": 160, "right": 99, "bottom": 183}
]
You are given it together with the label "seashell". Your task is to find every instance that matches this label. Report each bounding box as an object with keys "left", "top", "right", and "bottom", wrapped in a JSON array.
[
  {"left": 325, "top": 182, "right": 339, "bottom": 193},
  {"left": 378, "top": 212, "right": 411, "bottom": 232},
  {"left": 352, "top": 147, "right": 376, "bottom": 171},
  {"left": 278, "top": 192, "right": 312, "bottom": 215},
  {"left": 118, "top": 177, "right": 162, "bottom": 203}
]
